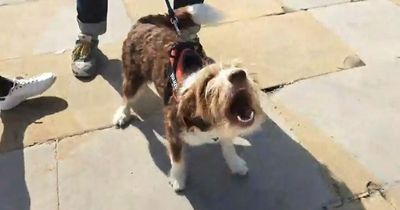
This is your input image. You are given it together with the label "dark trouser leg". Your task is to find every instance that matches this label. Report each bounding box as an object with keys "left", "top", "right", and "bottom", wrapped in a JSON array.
[
  {"left": 174, "top": 0, "right": 204, "bottom": 9},
  {"left": 0, "top": 76, "right": 14, "bottom": 97},
  {"left": 77, "top": 0, "right": 108, "bottom": 37}
]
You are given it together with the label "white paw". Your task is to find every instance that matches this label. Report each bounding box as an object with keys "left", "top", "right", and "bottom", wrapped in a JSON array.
[
  {"left": 169, "top": 177, "right": 186, "bottom": 192},
  {"left": 169, "top": 163, "right": 186, "bottom": 192},
  {"left": 228, "top": 156, "right": 248, "bottom": 176},
  {"left": 113, "top": 106, "right": 130, "bottom": 128}
]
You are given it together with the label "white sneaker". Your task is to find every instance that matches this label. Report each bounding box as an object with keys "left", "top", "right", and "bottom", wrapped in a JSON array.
[{"left": 0, "top": 73, "right": 56, "bottom": 111}]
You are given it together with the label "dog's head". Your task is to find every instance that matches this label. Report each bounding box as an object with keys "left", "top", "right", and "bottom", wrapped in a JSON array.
[{"left": 178, "top": 63, "right": 265, "bottom": 137}]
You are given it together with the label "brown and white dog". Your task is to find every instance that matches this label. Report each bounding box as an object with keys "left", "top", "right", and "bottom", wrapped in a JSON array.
[{"left": 113, "top": 3, "right": 265, "bottom": 191}]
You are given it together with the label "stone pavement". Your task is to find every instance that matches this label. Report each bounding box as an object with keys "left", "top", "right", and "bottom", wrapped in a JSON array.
[{"left": 0, "top": 0, "right": 399, "bottom": 209}]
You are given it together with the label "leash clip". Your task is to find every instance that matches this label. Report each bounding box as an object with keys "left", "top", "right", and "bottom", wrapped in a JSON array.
[{"left": 170, "top": 17, "right": 181, "bottom": 36}]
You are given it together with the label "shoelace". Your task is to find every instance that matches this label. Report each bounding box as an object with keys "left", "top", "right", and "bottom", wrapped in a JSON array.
[
  {"left": 0, "top": 77, "right": 41, "bottom": 100},
  {"left": 12, "top": 78, "right": 36, "bottom": 91},
  {"left": 72, "top": 40, "right": 92, "bottom": 61}
]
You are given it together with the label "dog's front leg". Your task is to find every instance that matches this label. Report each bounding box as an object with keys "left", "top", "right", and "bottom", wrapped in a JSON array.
[
  {"left": 113, "top": 103, "right": 131, "bottom": 128},
  {"left": 164, "top": 108, "right": 186, "bottom": 192},
  {"left": 168, "top": 138, "right": 186, "bottom": 192},
  {"left": 219, "top": 138, "right": 248, "bottom": 176}
]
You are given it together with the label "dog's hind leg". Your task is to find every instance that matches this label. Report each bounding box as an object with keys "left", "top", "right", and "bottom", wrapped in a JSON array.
[{"left": 113, "top": 64, "right": 146, "bottom": 128}]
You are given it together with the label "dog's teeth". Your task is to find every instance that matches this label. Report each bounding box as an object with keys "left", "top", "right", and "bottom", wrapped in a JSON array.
[
  {"left": 237, "top": 115, "right": 250, "bottom": 122},
  {"left": 237, "top": 111, "right": 254, "bottom": 123}
]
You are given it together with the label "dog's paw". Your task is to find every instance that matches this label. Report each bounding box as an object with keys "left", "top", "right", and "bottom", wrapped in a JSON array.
[
  {"left": 113, "top": 106, "right": 131, "bottom": 128},
  {"left": 169, "top": 178, "right": 186, "bottom": 192},
  {"left": 169, "top": 164, "right": 186, "bottom": 192},
  {"left": 229, "top": 156, "right": 248, "bottom": 176}
]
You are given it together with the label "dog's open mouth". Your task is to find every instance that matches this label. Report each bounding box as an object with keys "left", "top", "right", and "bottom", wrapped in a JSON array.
[{"left": 228, "top": 89, "right": 255, "bottom": 127}]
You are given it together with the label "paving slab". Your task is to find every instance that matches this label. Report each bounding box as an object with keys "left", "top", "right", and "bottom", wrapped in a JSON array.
[
  {"left": 199, "top": 12, "right": 363, "bottom": 88},
  {"left": 269, "top": 60, "right": 400, "bottom": 187},
  {"left": 123, "top": 0, "right": 284, "bottom": 23},
  {"left": 281, "top": 0, "right": 348, "bottom": 11},
  {"left": 0, "top": 143, "right": 57, "bottom": 210},
  {"left": 0, "top": 42, "right": 125, "bottom": 152},
  {"left": 56, "top": 92, "right": 344, "bottom": 210},
  {"left": 0, "top": 0, "right": 131, "bottom": 60},
  {"left": 311, "top": 0, "right": 400, "bottom": 63},
  {"left": 264, "top": 94, "right": 395, "bottom": 210}
]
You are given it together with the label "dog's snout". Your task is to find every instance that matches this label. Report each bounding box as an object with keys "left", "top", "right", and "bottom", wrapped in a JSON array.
[{"left": 229, "top": 70, "right": 247, "bottom": 84}]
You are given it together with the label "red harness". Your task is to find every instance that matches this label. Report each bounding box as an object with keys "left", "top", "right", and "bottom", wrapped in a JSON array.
[
  {"left": 165, "top": 42, "right": 202, "bottom": 103},
  {"left": 170, "top": 48, "right": 193, "bottom": 84}
]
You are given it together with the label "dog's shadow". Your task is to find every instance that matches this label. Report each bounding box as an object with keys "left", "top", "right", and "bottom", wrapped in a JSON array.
[
  {"left": 119, "top": 85, "right": 366, "bottom": 210},
  {"left": 96, "top": 54, "right": 365, "bottom": 209}
]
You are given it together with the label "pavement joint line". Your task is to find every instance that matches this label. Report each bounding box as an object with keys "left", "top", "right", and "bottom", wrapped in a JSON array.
[
  {"left": 0, "top": 50, "right": 69, "bottom": 63},
  {"left": 299, "top": 0, "right": 368, "bottom": 11},
  {"left": 323, "top": 181, "right": 390, "bottom": 209},
  {"left": 1, "top": 124, "right": 116, "bottom": 153},
  {"left": 263, "top": 64, "right": 364, "bottom": 93},
  {"left": 0, "top": 0, "right": 35, "bottom": 7},
  {"left": 13, "top": 139, "right": 57, "bottom": 152},
  {"left": 50, "top": 124, "right": 115, "bottom": 143},
  {"left": 55, "top": 138, "right": 60, "bottom": 210},
  {"left": 381, "top": 180, "right": 400, "bottom": 209}
]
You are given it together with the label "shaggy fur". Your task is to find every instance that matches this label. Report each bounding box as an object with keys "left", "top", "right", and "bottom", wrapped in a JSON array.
[{"left": 113, "top": 4, "right": 265, "bottom": 191}]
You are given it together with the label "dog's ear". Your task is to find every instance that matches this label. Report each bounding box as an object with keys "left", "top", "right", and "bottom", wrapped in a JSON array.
[
  {"left": 177, "top": 65, "right": 220, "bottom": 132},
  {"left": 194, "top": 65, "right": 219, "bottom": 116},
  {"left": 178, "top": 89, "right": 211, "bottom": 132}
]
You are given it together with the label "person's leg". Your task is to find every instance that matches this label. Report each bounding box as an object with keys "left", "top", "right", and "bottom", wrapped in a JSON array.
[
  {"left": 0, "top": 73, "right": 56, "bottom": 111},
  {"left": 173, "top": 0, "right": 204, "bottom": 9},
  {"left": 72, "top": 0, "right": 108, "bottom": 78},
  {"left": 77, "top": 0, "right": 108, "bottom": 38}
]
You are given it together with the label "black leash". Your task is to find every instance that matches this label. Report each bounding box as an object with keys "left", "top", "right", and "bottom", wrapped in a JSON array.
[
  {"left": 163, "top": 0, "right": 181, "bottom": 99},
  {"left": 164, "top": 0, "right": 181, "bottom": 35},
  {"left": 164, "top": 0, "right": 175, "bottom": 17},
  {"left": 163, "top": 0, "right": 201, "bottom": 103}
]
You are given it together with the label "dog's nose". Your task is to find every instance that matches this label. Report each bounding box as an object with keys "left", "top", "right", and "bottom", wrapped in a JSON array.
[{"left": 229, "top": 69, "right": 247, "bottom": 84}]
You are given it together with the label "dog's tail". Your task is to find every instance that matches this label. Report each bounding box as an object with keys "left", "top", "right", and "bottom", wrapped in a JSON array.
[{"left": 176, "top": 3, "right": 224, "bottom": 25}]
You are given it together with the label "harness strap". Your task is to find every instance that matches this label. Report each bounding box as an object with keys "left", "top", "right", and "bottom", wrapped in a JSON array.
[
  {"left": 165, "top": 42, "right": 202, "bottom": 102},
  {"left": 162, "top": 1, "right": 203, "bottom": 103}
]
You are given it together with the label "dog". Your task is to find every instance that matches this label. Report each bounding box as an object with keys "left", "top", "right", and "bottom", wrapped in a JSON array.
[{"left": 113, "top": 3, "right": 265, "bottom": 191}]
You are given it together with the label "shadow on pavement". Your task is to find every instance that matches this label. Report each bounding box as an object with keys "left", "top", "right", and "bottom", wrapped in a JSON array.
[
  {"left": 97, "top": 51, "right": 123, "bottom": 96},
  {"left": 122, "top": 85, "right": 366, "bottom": 210},
  {"left": 0, "top": 96, "right": 68, "bottom": 210},
  {"left": 75, "top": 50, "right": 124, "bottom": 97}
]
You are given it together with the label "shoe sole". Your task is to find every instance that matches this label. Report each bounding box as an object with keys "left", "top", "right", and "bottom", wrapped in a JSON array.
[{"left": 72, "top": 64, "right": 97, "bottom": 79}]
